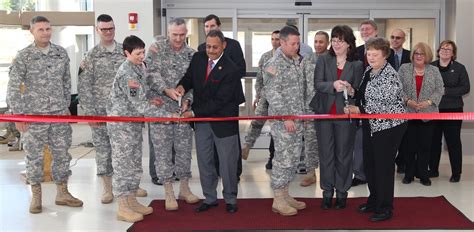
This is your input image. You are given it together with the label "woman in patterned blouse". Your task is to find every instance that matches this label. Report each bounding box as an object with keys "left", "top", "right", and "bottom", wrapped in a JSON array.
[{"left": 344, "top": 37, "right": 407, "bottom": 222}]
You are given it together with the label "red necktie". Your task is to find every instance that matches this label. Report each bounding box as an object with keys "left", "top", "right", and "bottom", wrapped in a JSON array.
[{"left": 205, "top": 59, "right": 214, "bottom": 82}]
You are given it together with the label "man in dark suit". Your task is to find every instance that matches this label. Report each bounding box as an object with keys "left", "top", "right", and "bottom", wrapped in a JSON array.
[
  {"left": 388, "top": 28, "right": 411, "bottom": 71},
  {"left": 197, "top": 14, "right": 246, "bottom": 179},
  {"left": 177, "top": 30, "right": 245, "bottom": 213},
  {"left": 388, "top": 28, "right": 411, "bottom": 174}
]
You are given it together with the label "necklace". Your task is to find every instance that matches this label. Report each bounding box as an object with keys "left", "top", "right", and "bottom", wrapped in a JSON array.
[{"left": 414, "top": 67, "right": 425, "bottom": 75}]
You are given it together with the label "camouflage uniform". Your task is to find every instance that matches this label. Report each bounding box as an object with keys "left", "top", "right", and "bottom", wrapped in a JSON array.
[
  {"left": 302, "top": 52, "right": 325, "bottom": 171},
  {"left": 243, "top": 49, "right": 274, "bottom": 147},
  {"left": 107, "top": 60, "right": 149, "bottom": 197},
  {"left": 263, "top": 51, "right": 312, "bottom": 189},
  {"left": 78, "top": 41, "right": 125, "bottom": 177},
  {"left": 7, "top": 43, "right": 72, "bottom": 185},
  {"left": 145, "top": 36, "right": 195, "bottom": 183}
]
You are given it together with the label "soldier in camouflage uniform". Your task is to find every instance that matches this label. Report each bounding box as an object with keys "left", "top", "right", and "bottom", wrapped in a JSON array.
[
  {"left": 78, "top": 14, "right": 126, "bottom": 204},
  {"left": 107, "top": 35, "right": 162, "bottom": 223},
  {"left": 299, "top": 31, "right": 329, "bottom": 187},
  {"left": 241, "top": 30, "right": 280, "bottom": 169},
  {"left": 145, "top": 18, "right": 199, "bottom": 211},
  {"left": 263, "top": 26, "right": 314, "bottom": 216},
  {"left": 7, "top": 16, "right": 83, "bottom": 214}
]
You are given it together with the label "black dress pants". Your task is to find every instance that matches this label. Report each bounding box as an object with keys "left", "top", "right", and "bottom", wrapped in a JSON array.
[
  {"left": 363, "top": 121, "right": 407, "bottom": 213},
  {"left": 429, "top": 108, "right": 463, "bottom": 176},
  {"left": 404, "top": 120, "right": 434, "bottom": 180}
]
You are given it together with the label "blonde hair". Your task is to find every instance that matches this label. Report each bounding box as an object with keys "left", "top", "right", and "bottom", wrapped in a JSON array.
[{"left": 411, "top": 42, "right": 433, "bottom": 64}]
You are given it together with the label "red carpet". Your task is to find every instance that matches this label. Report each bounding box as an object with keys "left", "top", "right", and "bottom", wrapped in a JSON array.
[{"left": 128, "top": 196, "right": 474, "bottom": 231}]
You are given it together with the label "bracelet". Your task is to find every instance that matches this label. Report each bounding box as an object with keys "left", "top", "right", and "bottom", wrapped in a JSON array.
[
  {"left": 190, "top": 110, "right": 195, "bottom": 117},
  {"left": 427, "top": 99, "right": 432, "bottom": 105}
]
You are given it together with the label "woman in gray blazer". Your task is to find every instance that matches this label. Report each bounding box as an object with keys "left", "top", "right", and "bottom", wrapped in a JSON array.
[
  {"left": 429, "top": 40, "right": 470, "bottom": 182},
  {"left": 309, "top": 25, "right": 363, "bottom": 210},
  {"left": 398, "top": 42, "right": 444, "bottom": 186}
]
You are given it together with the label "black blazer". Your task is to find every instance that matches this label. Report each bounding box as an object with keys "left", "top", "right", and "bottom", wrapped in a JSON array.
[
  {"left": 309, "top": 54, "right": 364, "bottom": 114},
  {"left": 387, "top": 48, "right": 411, "bottom": 70},
  {"left": 431, "top": 60, "right": 470, "bottom": 109},
  {"left": 357, "top": 44, "right": 399, "bottom": 69},
  {"left": 198, "top": 37, "right": 246, "bottom": 77},
  {"left": 178, "top": 51, "right": 245, "bottom": 138}
]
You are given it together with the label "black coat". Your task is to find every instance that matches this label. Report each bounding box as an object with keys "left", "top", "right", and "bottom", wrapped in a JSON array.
[{"left": 178, "top": 51, "right": 245, "bottom": 138}]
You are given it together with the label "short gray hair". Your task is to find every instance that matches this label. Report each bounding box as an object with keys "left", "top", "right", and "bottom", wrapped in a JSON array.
[{"left": 169, "top": 17, "right": 186, "bottom": 27}]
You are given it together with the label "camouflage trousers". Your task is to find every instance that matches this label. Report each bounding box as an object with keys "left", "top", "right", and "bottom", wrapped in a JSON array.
[
  {"left": 23, "top": 122, "right": 72, "bottom": 185},
  {"left": 149, "top": 122, "right": 193, "bottom": 182},
  {"left": 244, "top": 97, "right": 269, "bottom": 147},
  {"left": 108, "top": 122, "right": 144, "bottom": 197},
  {"left": 270, "top": 120, "right": 303, "bottom": 189},
  {"left": 91, "top": 122, "right": 113, "bottom": 176},
  {"left": 304, "top": 120, "right": 319, "bottom": 170}
]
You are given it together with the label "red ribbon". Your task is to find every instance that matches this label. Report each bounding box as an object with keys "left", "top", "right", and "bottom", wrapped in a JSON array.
[{"left": 0, "top": 112, "right": 473, "bottom": 123}]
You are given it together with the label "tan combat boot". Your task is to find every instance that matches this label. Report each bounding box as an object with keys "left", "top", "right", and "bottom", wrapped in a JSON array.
[
  {"left": 55, "top": 182, "right": 83, "bottom": 207},
  {"left": 135, "top": 187, "right": 147, "bottom": 197},
  {"left": 127, "top": 195, "right": 153, "bottom": 215},
  {"left": 178, "top": 179, "right": 199, "bottom": 204},
  {"left": 0, "top": 128, "right": 14, "bottom": 144},
  {"left": 117, "top": 195, "right": 144, "bottom": 223},
  {"left": 164, "top": 182, "right": 178, "bottom": 211},
  {"left": 101, "top": 176, "right": 113, "bottom": 204},
  {"left": 29, "top": 184, "right": 42, "bottom": 214},
  {"left": 242, "top": 144, "right": 250, "bottom": 160},
  {"left": 284, "top": 186, "right": 306, "bottom": 210},
  {"left": 272, "top": 188, "right": 297, "bottom": 216},
  {"left": 300, "top": 169, "right": 317, "bottom": 187}
]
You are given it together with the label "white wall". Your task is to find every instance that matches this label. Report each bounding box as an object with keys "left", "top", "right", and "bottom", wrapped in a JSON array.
[
  {"left": 93, "top": 0, "right": 155, "bottom": 46},
  {"left": 455, "top": 0, "right": 474, "bottom": 155}
]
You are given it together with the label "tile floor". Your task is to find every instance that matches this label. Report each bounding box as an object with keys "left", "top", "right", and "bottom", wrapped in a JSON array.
[{"left": 0, "top": 123, "right": 473, "bottom": 231}]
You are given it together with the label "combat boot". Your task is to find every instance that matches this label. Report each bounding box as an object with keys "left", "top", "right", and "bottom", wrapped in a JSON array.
[
  {"left": 127, "top": 195, "right": 153, "bottom": 215},
  {"left": 55, "top": 182, "right": 83, "bottom": 207},
  {"left": 135, "top": 187, "right": 147, "bottom": 197},
  {"left": 284, "top": 186, "right": 306, "bottom": 210},
  {"left": 300, "top": 169, "right": 317, "bottom": 187},
  {"left": 178, "top": 179, "right": 199, "bottom": 204},
  {"left": 101, "top": 176, "right": 113, "bottom": 204},
  {"left": 117, "top": 196, "right": 143, "bottom": 223},
  {"left": 29, "top": 184, "right": 42, "bottom": 214},
  {"left": 164, "top": 182, "right": 178, "bottom": 211},
  {"left": 272, "top": 188, "right": 297, "bottom": 216},
  {"left": 0, "top": 128, "right": 14, "bottom": 144},
  {"left": 242, "top": 144, "right": 250, "bottom": 160},
  {"left": 8, "top": 137, "right": 22, "bottom": 151}
]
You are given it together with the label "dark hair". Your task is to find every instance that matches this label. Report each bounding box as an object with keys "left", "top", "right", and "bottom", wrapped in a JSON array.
[
  {"left": 272, "top": 30, "right": 280, "bottom": 35},
  {"left": 30, "top": 16, "right": 49, "bottom": 28},
  {"left": 279, "top": 26, "right": 300, "bottom": 41},
  {"left": 329, "top": 25, "right": 358, "bottom": 61},
  {"left": 97, "top": 14, "right": 113, "bottom": 23},
  {"left": 436, "top": 39, "right": 457, "bottom": 61},
  {"left": 204, "top": 14, "right": 221, "bottom": 26},
  {"left": 286, "top": 24, "right": 299, "bottom": 31},
  {"left": 315, "top": 31, "right": 329, "bottom": 42},
  {"left": 206, "top": 30, "right": 225, "bottom": 43},
  {"left": 123, "top": 35, "right": 145, "bottom": 55},
  {"left": 365, "top": 37, "right": 391, "bottom": 58}
]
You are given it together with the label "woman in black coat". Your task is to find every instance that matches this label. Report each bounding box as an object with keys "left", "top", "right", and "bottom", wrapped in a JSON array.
[{"left": 429, "top": 40, "right": 470, "bottom": 182}]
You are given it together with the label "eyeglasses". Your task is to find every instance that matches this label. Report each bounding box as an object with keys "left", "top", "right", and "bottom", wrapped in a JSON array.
[
  {"left": 331, "top": 39, "right": 345, "bottom": 45},
  {"left": 414, "top": 52, "right": 426, "bottom": 57},
  {"left": 440, "top": 47, "right": 453, "bottom": 52},
  {"left": 99, "top": 27, "right": 115, "bottom": 32},
  {"left": 390, "top": 35, "right": 403, "bottom": 40}
]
